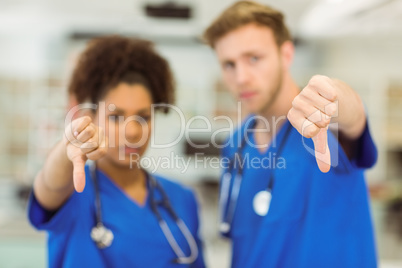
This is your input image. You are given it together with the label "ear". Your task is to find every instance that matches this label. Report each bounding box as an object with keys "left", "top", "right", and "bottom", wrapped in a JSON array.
[{"left": 280, "top": 41, "right": 295, "bottom": 69}]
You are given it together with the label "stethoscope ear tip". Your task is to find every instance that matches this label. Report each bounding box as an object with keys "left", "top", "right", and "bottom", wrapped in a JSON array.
[{"left": 219, "top": 222, "right": 230, "bottom": 234}]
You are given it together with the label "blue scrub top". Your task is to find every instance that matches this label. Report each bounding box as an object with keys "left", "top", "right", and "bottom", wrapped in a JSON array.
[
  {"left": 221, "top": 117, "right": 378, "bottom": 268},
  {"left": 28, "top": 167, "right": 206, "bottom": 268}
]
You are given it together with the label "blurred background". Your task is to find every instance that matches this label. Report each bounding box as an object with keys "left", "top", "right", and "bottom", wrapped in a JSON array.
[{"left": 0, "top": 0, "right": 402, "bottom": 267}]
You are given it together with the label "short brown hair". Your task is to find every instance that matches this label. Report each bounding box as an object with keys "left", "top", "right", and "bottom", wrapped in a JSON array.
[
  {"left": 203, "top": 1, "right": 291, "bottom": 48},
  {"left": 68, "top": 35, "right": 174, "bottom": 113}
]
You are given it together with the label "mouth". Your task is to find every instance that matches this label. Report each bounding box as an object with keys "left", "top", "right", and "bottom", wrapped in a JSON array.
[
  {"left": 121, "top": 146, "right": 140, "bottom": 155},
  {"left": 239, "top": 91, "right": 258, "bottom": 99}
]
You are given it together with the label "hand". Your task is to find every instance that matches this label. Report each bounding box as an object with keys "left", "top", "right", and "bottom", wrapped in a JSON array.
[
  {"left": 64, "top": 116, "right": 107, "bottom": 192},
  {"left": 287, "top": 75, "right": 338, "bottom": 173}
]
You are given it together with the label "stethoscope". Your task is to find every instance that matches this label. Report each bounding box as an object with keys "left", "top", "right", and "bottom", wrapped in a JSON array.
[
  {"left": 89, "top": 162, "right": 199, "bottom": 264},
  {"left": 219, "top": 119, "right": 292, "bottom": 234}
]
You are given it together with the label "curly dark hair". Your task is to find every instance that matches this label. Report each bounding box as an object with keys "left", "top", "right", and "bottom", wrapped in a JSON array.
[{"left": 68, "top": 35, "right": 175, "bottom": 113}]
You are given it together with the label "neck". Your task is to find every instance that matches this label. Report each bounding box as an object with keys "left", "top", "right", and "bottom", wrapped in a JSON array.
[
  {"left": 253, "top": 73, "right": 299, "bottom": 150},
  {"left": 96, "top": 158, "right": 146, "bottom": 190},
  {"left": 258, "top": 73, "right": 299, "bottom": 131}
]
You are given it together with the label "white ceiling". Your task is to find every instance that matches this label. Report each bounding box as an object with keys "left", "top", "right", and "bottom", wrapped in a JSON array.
[
  {"left": 298, "top": 0, "right": 402, "bottom": 38},
  {"left": 0, "top": 0, "right": 401, "bottom": 39}
]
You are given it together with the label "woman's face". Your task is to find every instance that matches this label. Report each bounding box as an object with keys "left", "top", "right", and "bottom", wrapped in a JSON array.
[{"left": 94, "top": 82, "right": 152, "bottom": 168}]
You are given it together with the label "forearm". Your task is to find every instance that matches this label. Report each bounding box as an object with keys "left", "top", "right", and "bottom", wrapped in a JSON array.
[
  {"left": 331, "top": 79, "right": 366, "bottom": 140},
  {"left": 33, "top": 140, "right": 75, "bottom": 211}
]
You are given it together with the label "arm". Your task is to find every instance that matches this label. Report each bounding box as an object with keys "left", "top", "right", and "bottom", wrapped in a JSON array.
[
  {"left": 33, "top": 116, "right": 107, "bottom": 211},
  {"left": 329, "top": 78, "right": 366, "bottom": 140},
  {"left": 33, "top": 140, "right": 75, "bottom": 211},
  {"left": 287, "top": 75, "right": 367, "bottom": 172}
]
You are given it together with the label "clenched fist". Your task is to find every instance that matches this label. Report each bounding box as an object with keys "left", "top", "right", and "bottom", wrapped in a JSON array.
[
  {"left": 287, "top": 75, "right": 338, "bottom": 173},
  {"left": 64, "top": 116, "right": 108, "bottom": 192}
]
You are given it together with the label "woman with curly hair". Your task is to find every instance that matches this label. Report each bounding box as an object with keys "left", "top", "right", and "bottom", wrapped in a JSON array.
[{"left": 28, "top": 36, "right": 206, "bottom": 268}]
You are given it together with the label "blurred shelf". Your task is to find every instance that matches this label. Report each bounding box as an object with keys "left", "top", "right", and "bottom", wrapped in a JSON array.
[{"left": 0, "top": 75, "right": 67, "bottom": 179}]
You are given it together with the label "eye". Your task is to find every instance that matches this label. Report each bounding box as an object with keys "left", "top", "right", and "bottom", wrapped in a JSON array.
[
  {"left": 131, "top": 114, "right": 151, "bottom": 125},
  {"left": 249, "top": 56, "right": 260, "bottom": 63},
  {"left": 223, "top": 61, "right": 235, "bottom": 71},
  {"left": 140, "top": 115, "right": 151, "bottom": 122},
  {"left": 108, "top": 114, "right": 121, "bottom": 122}
]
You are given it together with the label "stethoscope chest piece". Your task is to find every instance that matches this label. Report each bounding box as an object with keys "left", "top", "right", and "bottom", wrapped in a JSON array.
[
  {"left": 253, "top": 190, "right": 272, "bottom": 216},
  {"left": 91, "top": 223, "right": 114, "bottom": 249}
]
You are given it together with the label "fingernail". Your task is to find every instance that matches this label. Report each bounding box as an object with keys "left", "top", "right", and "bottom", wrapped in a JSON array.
[{"left": 74, "top": 131, "right": 79, "bottom": 137}]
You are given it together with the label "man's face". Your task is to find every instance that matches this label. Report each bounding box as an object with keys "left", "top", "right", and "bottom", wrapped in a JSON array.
[{"left": 215, "top": 23, "right": 286, "bottom": 114}]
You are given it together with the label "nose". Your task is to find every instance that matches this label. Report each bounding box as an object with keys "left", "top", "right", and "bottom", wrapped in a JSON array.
[
  {"left": 125, "top": 121, "right": 137, "bottom": 138},
  {"left": 121, "top": 117, "right": 151, "bottom": 148},
  {"left": 123, "top": 116, "right": 144, "bottom": 142},
  {"left": 235, "top": 62, "right": 252, "bottom": 86}
]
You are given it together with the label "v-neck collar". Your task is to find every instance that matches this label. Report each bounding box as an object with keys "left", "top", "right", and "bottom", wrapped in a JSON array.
[
  {"left": 248, "top": 117, "right": 292, "bottom": 157},
  {"left": 95, "top": 168, "right": 150, "bottom": 209}
]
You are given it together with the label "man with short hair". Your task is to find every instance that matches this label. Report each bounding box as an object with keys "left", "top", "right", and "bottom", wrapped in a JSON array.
[{"left": 204, "top": 1, "right": 377, "bottom": 267}]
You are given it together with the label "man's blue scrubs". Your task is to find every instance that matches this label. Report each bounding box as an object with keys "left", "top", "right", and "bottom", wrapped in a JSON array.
[
  {"left": 28, "top": 168, "right": 206, "bottom": 268},
  {"left": 221, "top": 117, "right": 377, "bottom": 268}
]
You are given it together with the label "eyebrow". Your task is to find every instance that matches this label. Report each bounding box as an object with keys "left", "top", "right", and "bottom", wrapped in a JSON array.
[
  {"left": 221, "top": 50, "right": 263, "bottom": 64},
  {"left": 110, "top": 107, "right": 150, "bottom": 115},
  {"left": 221, "top": 59, "right": 235, "bottom": 65},
  {"left": 243, "top": 51, "right": 261, "bottom": 57}
]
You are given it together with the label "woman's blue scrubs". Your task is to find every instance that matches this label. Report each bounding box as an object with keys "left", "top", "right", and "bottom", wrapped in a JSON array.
[
  {"left": 221, "top": 118, "right": 378, "bottom": 268},
  {"left": 28, "top": 167, "right": 206, "bottom": 268}
]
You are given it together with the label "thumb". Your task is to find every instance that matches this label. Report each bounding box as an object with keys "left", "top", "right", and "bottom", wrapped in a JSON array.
[
  {"left": 71, "top": 156, "right": 87, "bottom": 193},
  {"left": 312, "top": 128, "right": 331, "bottom": 173}
]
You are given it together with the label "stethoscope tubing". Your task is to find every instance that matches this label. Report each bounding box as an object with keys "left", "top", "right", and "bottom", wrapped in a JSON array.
[
  {"left": 219, "top": 120, "right": 293, "bottom": 233},
  {"left": 89, "top": 161, "right": 198, "bottom": 264}
]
